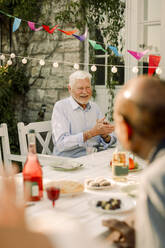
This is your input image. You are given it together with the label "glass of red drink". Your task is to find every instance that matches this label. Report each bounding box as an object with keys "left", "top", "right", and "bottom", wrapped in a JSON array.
[{"left": 46, "top": 187, "right": 60, "bottom": 207}]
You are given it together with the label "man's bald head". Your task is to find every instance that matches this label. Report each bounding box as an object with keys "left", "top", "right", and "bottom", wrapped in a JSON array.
[{"left": 115, "top": 75, "right": 165, "bottom": 141}]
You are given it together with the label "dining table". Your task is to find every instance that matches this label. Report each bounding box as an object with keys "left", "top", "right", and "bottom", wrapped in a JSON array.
[{"left": 15, "top": 147, "right": 146, "bottom": 239}]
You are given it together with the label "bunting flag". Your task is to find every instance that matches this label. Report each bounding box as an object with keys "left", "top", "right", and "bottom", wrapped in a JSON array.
[
  {"left": 42, "top": 24, "right": 58, "bottom": 34},
  {"left": 148, "top": 55, "right": 161, "bottom": 75},
  {"left": 12, "top": 17, "right": 21, "bottom": 32},
  {"left": 58, "top": 29, "right": 77, "bottom": 35},
  {"left": 72, "top": 28, "right": 88, "bottom": 41},
  {"left": 28, "top": 21, "right": 43, "bottom": 31},
  {"left": 108, "top": 46, "right": 121, "bottom": 56},
  {"left": 88, "top": 40, "right": 106, "bottom": 52},
  {"left": 127, "top": 49, "right": 149, "bottom": 60}
]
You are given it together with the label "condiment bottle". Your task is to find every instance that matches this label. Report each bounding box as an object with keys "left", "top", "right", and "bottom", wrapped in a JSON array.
[
  {"left": 112, "top": 148, "right": 128, "bottom": 181},
  {"left": 23, "top": 129, "right": 43, "bottom": 201}
]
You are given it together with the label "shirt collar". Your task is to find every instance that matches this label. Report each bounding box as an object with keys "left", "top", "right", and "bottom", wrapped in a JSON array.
[{"left": 69, "top": 96, "right": 91, "bottom": 111}]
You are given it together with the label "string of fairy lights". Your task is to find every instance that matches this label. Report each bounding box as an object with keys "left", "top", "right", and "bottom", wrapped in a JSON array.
[{"left": 0, "top": 52, "right": 163, "bottom": 75}]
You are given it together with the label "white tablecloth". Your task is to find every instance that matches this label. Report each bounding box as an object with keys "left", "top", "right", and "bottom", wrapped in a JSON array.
[{"left": 20, "top": 148, "right": 145, "bottom": 238}]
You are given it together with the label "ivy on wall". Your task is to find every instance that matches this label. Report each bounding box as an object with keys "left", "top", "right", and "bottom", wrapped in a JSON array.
[
  {"left": 0, "top": 64, "right": 29, "bottom": 153},
  {"left": 0, "top": 0, "right": 41, "bottom": 21}
]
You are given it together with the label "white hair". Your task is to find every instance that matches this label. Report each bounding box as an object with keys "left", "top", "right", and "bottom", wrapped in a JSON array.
[{"left": 69, "top": 70, "right": 92, "bottom": 88}]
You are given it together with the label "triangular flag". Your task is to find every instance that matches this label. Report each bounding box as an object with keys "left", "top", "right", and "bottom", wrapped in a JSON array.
[
  {"left": 88, "top": 39, "right": 106, "bottom": 52},
  {"left": 28, "top": 21, "right": 43, "bottom": 31},
  {"left": 108, "top": 46, "right": 121, "bottom": 56},
  {"left": 58, "top": 29, "right": 77, "bottom": 35},
  {"left": 72, "top": 28, "right": 88, "bottom": 41},
  {"left": 148, "top": 55, "right": 161, "bottom": 76},
  {"left": 13, "top": 17, "right": 21, "bottom": 32},
  {"left": 127, "top": 49, "right": 149, "bottom": 60},
  {"left": 42, "top": 24, "right": 58, "bottom": 34}
]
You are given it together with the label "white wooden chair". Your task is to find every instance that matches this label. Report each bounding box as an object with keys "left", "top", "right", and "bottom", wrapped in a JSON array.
[
  {"left": 0, "top": 123, "right": 12, "bottom": 168},
  {"left": 17, "top": 121, "right": 52, "bottom": 156}
]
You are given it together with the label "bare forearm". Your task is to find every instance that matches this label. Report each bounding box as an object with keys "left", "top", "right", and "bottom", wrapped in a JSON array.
[{"left": 83, "top": 129, "right": 96, "bottom": 142}]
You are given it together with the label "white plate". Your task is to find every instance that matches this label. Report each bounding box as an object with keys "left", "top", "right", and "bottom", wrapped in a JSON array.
[
  {"left": 85, "top": 178, "right": 113, "bottom": 190},
  {"left": 49, "top": 160, "right": 83, "bottom": 171},
  {"left": 121, "top": 184, "right": 139, "bottom": 197},
  {"left": 86, "top": 185, "right": 112, "bottom": 190},
  {"left": 89, "top": 195, "right": 136, "bottom": 214}
]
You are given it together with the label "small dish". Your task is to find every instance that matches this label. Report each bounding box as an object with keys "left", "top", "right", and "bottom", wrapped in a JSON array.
[
  {"left": 89, "top": 195, "right": 136, "bottom": 214},
  {"left": 85, "top": 177, "right": 113, "bottom": 190}
]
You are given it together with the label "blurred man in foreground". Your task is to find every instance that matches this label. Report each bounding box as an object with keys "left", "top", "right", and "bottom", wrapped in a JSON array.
[
  {"left": 114, "top": 75, "right": 165, "bottom": 248},
  {"left": 0, "top": 169, "right": 53, "bottom": 248},
  {"left": 51, "top": 70, "right": 116, "bottom": 158}
]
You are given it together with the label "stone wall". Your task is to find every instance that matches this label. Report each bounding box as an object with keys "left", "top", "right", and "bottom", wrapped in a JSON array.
[{"left": 1, "top": 0, "right": 84, "bottom": 123}]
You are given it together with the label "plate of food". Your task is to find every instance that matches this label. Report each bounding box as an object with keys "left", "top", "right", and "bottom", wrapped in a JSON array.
[
  {"left": 85, "top": 177, "right": 113, "bottom": 190},
  {"left": 45, "top": 180, "right": 84, "bottom": 196},
  {"left": 128, "top": 161, "right": 142, "bottom": 172},
  {"left": 109, "top": 158, "right": 142, "bottom": 172},
  {"left": 49, "top": 159, "right": 83, "bottom": 171},
  {"left": 89, "top": 195, "right": 136, "bottom": 214}
]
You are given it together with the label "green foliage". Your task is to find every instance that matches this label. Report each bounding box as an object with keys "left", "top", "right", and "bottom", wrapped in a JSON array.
[
  {"left": 53, "top": 0, "right": 125, "bottom": 121},
  {"left": 0, "top": 64, "right": 29, "bottom": 153},
  {"left": 0, "top": 0, "right": 41, "bottom": 21}
]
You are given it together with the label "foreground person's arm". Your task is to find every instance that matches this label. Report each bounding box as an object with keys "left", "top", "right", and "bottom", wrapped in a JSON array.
[{"left": 0, "top": 169, "right": 53, "bottom": 248}]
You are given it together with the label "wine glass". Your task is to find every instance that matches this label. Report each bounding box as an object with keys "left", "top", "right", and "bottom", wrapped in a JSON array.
[{"left": 46, "top": 187, "right": 60, "bottom": 207}]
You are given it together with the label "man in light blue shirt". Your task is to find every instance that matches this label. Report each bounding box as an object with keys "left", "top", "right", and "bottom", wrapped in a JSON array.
[{"left": 51, "top": 70, "right": 116, "bottom": 158}]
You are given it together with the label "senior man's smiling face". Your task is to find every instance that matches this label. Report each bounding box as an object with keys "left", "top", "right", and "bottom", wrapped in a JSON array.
[{"left": 69, "top": 77, "right": 92, "bottom": 108}]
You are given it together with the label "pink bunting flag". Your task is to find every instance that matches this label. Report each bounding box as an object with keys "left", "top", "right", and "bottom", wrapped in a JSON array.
[
  {"left": 148, "top": 55, "right": 161, "bottom": 76},
  {"left": 58, "top": 29, "right": 77, "bottom": 35},
  {"left": 127, "top": 49, "right": 149, "bottom": 60},
  {"left": 28, "top": 21, "right": 43, "bottom": 31},
  {"left": 42, "top": 24, "right": 58, "bottom": 34}
]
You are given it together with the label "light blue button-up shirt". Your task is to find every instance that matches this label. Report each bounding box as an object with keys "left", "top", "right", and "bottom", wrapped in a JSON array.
[{"left": 51, "top": 96, "right": 116, "bottom": 158}]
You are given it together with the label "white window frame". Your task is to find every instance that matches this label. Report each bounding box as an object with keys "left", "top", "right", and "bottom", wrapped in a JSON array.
[{"left": 125, "top": 0, "right": 165, "bottom": 80}]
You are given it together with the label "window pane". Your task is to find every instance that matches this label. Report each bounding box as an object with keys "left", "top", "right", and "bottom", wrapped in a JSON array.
[
  {"left": 144, "top": 25, "right": 160, "bottom": 53},
  {"left": 95, "top": 57, "right": 105, "bottom": 85},
  {"left": 144, "top": 0, "right": 161, "bottom": 21}
]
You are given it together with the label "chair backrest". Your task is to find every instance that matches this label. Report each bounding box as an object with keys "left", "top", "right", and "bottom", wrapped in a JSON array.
[
  {"left": 0, "top": 123, "right": 12, "bottom": 168},
  {"left": 17, "top": 121, "right": 52, "bottom": 156}
]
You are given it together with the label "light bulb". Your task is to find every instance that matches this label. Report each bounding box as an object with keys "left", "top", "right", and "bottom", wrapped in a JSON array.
[
  {"left": 74, "top": 63, "right": 79, "bottom": 70},
  {"left": 10, "top": 53, "right": 15, "bottom": 59},
  {"left": 91, "top": 65, "right": 97, "bottom": 72},
  {"left": 39, "top": 59, "right": 45, "bottom": 66},
  {"left": 53, "top": 62, "right": 59, "bottom": 68},
  {"left": 111, "top": 66, "right": 117, "bottom": 73},
  {"left": 132, "top": 66, "right": 139, "bottom": 73},
  {"left": 7, "top": 60, "right": 12, "bottom": 66},
  {"left": 156, "top": 67, "right": 162, "bottom": 75},
  {"left": 0, "top": 54, "right": 5, "bottom": 60},
  {"left": 22, "top": 58, "right": 27, "bottom": 64}
]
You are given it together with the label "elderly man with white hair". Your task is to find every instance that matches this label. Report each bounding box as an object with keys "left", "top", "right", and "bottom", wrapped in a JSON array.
[{"left": 51, "top": 70, "right": 116, "bottom": 158}]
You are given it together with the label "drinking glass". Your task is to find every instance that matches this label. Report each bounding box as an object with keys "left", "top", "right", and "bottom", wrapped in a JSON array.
[
  {"left": 46, "top": 187, "right": 60, "bottom": 207},
  {"left": 86, "top": 146, "right": 97, "bottom": 155},
  {"left": 85, "top": 144, "right": 97, "bottom": 167}
]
